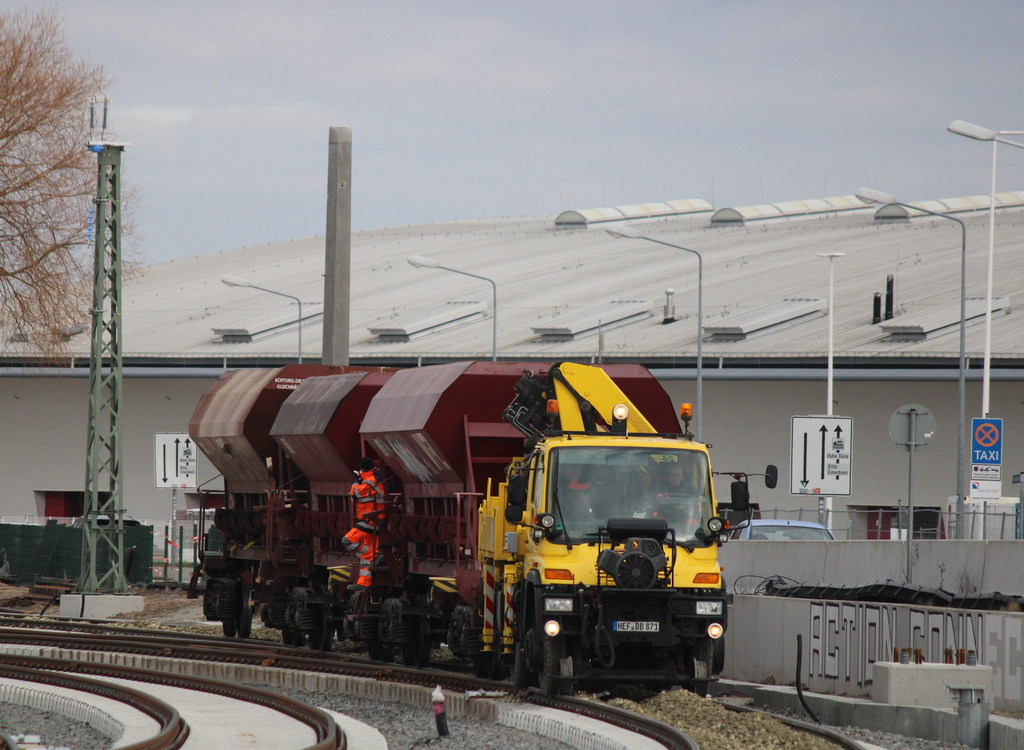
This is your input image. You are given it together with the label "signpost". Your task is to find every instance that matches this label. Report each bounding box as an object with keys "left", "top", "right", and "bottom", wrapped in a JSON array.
[
  {"left": 155, "top": 433, "right": 197, "bottom": 489},
  {"left": 888, "top": 404, "right": 936, "bottom": 584},
  {"left": 790, "top": 416, "right": 853, "bottom": 496},
  {"left": 155, "top": 433, "right": 197, "bottom": 551}
]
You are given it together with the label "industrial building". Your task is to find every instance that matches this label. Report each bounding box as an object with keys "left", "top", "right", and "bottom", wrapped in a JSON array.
[{"left": 2, "top": 191, "right": 1023, "bottom": 537}]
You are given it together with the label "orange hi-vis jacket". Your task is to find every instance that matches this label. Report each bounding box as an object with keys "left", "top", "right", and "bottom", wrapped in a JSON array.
[{"left": 350, "top": 469, "right": 384, "bottom": 532}]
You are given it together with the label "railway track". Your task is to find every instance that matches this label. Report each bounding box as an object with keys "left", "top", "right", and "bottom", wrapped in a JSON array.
[
  {"left": 0, "top": 616, "right": 865, "bottom": 750},
  {"left": 0, "top": 652, "right": 341, "bottom": 750}
]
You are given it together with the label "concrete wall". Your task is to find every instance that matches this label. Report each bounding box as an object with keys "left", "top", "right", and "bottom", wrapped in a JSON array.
[
  {"left": 720, "top": 539, "right": 1024, "bottom": 596},
  {"left": 724, "top": 594, "right": 1024, "bottom": 711},
  {"left": 0, "top": 375, "right": 220, "bottom": 521}
]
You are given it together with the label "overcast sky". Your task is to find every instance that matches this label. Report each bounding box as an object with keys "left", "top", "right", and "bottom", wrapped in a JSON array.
[{"left": 21, "top": 1, "right": 1024, "bottom": 264}]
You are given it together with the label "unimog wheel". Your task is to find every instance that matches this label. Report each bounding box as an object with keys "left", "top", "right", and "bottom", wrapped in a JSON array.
[
  {"left": 511, "top": 629, "right": 537, "bottom": 689},
  {"left": 539, "top": 633, "right": 569, "bottom": 697},
  {"left": 684, "top": 636, "right": 715, "bottom": 697}
]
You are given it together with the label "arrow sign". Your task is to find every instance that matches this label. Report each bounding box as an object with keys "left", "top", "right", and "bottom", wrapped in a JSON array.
[
  {"left": 155, "top": 432, "right": 198, "bottom": 489},
  {"left": 791, "top": 416, "right": 853, "bottom": 496},
  {"left": 801, "top": 433, "right": 808, "bottom": 487},
  {"left": 819, "top": 425, "right": 827, "bottom": 480}
]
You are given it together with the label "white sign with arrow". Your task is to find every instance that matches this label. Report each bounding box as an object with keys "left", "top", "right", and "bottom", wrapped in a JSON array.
[
  {"left": 791, "top": 416, "right": 853, "bottom": 496},
  {"left": 155, "top": 432, "right": 198, "bottom": 489}
]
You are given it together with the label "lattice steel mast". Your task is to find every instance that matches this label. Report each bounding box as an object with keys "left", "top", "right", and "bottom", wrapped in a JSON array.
[{"left": 79, "top": 97, "right": 129, "bottom": 594}]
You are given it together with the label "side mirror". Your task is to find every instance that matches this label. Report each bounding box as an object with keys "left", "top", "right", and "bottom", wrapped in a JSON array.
[
  {"left": 507, "top": 473, "right": 527, "bottom": 506},
  {"left": 765, "top": 464, "right": 778, "bottom": 490},
  {"left": 730, "top": 481, "right": 750, "bottom": 512},
  {"left": 505, "top": 473, "right": 528, "bottom": 524}
]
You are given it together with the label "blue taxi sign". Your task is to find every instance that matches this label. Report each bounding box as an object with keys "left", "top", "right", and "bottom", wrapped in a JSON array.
[{"left": 971, "top": 418, "right": 1003, "bottom": 466}]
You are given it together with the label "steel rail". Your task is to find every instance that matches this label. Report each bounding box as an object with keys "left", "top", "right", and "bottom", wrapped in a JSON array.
[
  {"left": 0, "top": 624, "right": 700, "bottom": 749},
  {"left": 0, "top": 659, "right": 189, "bottom": 750},
  {"left": 0, "top": 619, "right": 864, "bottom": 750},
  {"left": 529, "top": 691, "right": 699, "bottom": 750},
  {"left": 0, "top": 624, "right": 490, "bottom": 692},
  {"left": 717, "top": 701, "right": 865, "bottom": 750},
  {"left": 0, "top": 652, "right": 343, "bottom": 750}
]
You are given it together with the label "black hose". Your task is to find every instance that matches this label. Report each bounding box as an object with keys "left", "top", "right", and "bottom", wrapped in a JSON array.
[
  {"left": 795, "top": 634, "right": 821, "bottom": 724},
  {"left": 38, "top": 594, "right": 59, "bottom": 617},
  {"left": 594, "top": 603, "right": 615, "bottom": 668}
]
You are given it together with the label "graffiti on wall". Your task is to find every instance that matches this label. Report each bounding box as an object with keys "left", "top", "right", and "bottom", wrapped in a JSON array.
[{"left": 806, "top": 601, "right": 983, "bottom": 691}]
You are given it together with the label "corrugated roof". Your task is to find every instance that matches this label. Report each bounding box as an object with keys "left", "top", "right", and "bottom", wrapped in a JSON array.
[
  {"left": 554, "top": 198, "right": 714, "bottom": 226},
  {"left": 3, "top": 194, "right": 1023, "bottom": 368},
  {"left": 710, "top": 195, "right": 873, "bottom": 225}
]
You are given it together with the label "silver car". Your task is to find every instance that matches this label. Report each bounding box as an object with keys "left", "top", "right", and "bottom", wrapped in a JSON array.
[{"left": 729, "top": 519, "right": 835, "bottom": 541}]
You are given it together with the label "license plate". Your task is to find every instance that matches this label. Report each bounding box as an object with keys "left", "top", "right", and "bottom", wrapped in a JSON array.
[{"left": 612, "top": 621, "right": 660, "bottom": 632}]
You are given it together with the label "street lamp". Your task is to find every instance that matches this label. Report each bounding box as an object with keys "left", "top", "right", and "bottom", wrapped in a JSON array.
[
  {"left": 817, "top": 252, "right": 844, "bottom": 531},
  {"left": 817, "top": 252, "right": 845, "bottom": 419},
  {"left": 407, "top": 255, "right": 497, "bottom": 361},
  {"left": 605, "top": 225, "right": 704, "bottom": 441},
  {"left": 947, "top": 120, "right": 1024, "bottom": 417},
  {"left": 855, "top": 187, "right": 968, "bottom": 538},
  {"left": 221, "top": 275, "right": 304, "bottom": 363}
]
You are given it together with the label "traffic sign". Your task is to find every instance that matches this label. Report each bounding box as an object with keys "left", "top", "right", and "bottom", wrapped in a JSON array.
[
  {"left": 970, "top": 480, "right": 1001, "bottom": 500},
  {"left": 888, "top": 404, "right": 936, "bottom": 452},
  {"left": 972, "top": 464, "right": 1001, "bottom": 482},
  {"left": 155, "top": 433, "right": 197, "bottom": 489},
  {"left": 971, "top": 418, "right": 1003, "bottom": 465},
  {"left": 791, "top": 416, "right": 853, "bottom": 496}
]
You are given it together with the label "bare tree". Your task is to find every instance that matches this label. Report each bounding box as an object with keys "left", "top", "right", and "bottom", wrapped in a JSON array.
[{"left": 0, "top": 8, "right": 109, "bottom": 357}]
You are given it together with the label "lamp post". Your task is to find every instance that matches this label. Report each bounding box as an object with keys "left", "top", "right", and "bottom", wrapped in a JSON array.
[
  {"left": 855, "top": 187, "right": 968, "bottom": 538},
  {"left": 606, "top": 225, "right": 704, "bottom": 441},
  {"left": 817, "top": 252, "right": 845, "bottom": 418},
  {"left": 817, "top": 252, "right": 844, "bottom": 531},
  {"left": 407, "top": 255, "right": 497, "bottom": 361},
  {"left": 222, "top": 275, "right": 304, "bottom": 363},
  {"left": 947, "top": 120, "right": 1024, "bottom": 417}
]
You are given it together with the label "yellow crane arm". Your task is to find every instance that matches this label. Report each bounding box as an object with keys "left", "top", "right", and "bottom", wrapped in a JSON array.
[{"left": 551, "top": 362, "right": 659, "bottom": 433}]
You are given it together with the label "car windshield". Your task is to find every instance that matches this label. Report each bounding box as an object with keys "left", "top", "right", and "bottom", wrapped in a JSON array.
[
  {"left": 547, "top": 446, "right": 712, "bottom": 545},
  {"left": 745, "top": 524, "right": 832, "bottom": 541}
]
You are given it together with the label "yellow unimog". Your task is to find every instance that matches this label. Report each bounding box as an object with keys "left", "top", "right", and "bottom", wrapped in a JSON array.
[{"left": 478, "top": 362, "right": 777, "bottom": 695}]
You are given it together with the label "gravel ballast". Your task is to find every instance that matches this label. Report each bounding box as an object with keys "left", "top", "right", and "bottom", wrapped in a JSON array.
[{"left": 0, "top": 701, "right": 113, "bottom": 750}]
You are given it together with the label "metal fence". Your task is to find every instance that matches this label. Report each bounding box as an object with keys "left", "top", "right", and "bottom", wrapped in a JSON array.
[
  {"left": 754, "top": 504, "right": 1023, "bottom": 541},
  {"left": 0, "top": 516, "right": 210, "bottom": 583}
]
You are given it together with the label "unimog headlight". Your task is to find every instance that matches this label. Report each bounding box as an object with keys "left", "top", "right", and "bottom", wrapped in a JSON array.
[
  {"left": 696, "top": 600, "right": 724, "bottom": 616},
  {"left": 707, "top": 516, "right": 724, "bottom": 533},
  {"left": 537, "top": 513, "right": 556, "bottom": 529},
  {"left": 543, "top": 597, "right": 574, "bottom": 613}
]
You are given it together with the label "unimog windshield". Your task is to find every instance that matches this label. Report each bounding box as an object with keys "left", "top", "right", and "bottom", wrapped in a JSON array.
[{"left": 547, "top": 446, "right": 712, "bottom": 545}]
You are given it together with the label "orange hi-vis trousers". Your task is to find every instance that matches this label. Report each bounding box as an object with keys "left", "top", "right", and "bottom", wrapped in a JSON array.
[{"left": 342, "top": 527, "right": 378, "bottom": 587}]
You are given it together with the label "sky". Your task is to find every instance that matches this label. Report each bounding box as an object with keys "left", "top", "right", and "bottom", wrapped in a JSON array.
[{"left": 17, "top": 1, "right": 1024, "bottom": 264}]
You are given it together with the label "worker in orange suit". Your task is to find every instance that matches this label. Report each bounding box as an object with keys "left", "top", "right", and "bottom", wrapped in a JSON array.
[{"left": 342, "top": 456, "right": 385, "bottom": 590}]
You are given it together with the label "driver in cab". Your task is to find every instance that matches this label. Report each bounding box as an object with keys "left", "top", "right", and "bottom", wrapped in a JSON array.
[
  {"left": 639, "top": 461, "right": 707, "bottom": 542},
  {"left": 650, "top": 461, "right": 700, "bottom": 500}
]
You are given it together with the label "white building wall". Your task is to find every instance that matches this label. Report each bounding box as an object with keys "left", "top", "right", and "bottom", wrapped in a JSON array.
[
  {"left": 0, "top": 375, "right": 220, "bottom": 521},
  {"left": 660, "top": 376, "right": 1016, "bottom": 516},
  {"left": 0, "top": 370, "right": 1019, "bottom": 523}
]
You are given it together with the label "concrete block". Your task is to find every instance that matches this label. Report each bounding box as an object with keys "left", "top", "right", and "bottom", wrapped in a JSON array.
[
  {"left": 871, "top": 663, "right": 993, "bottom": 709},
  {"left": 59, "top": 594, "right": 143, "bottom": 620},
  {"left": 990, "top": 715, "right": 1024, "bottom": 750}
]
